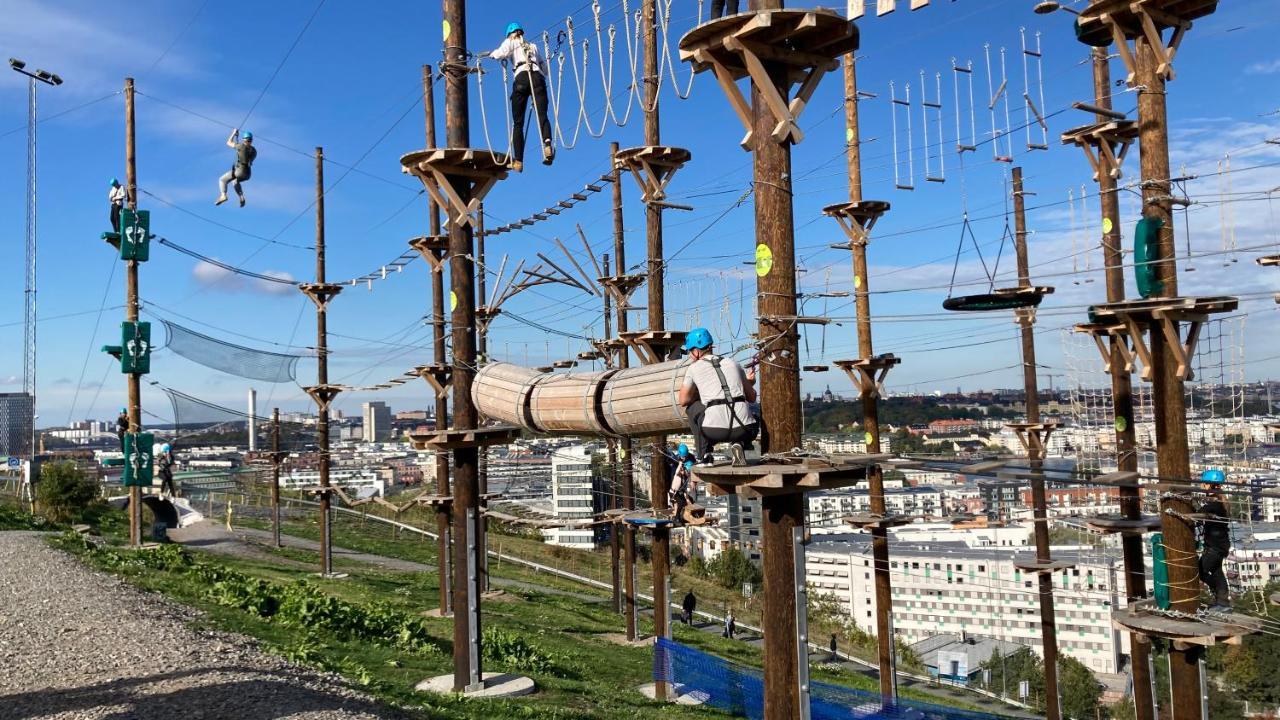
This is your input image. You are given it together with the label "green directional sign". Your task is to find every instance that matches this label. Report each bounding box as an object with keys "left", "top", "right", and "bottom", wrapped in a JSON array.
[
  {"left": 119, "top": 208, "right": 151, "bottom": 261},
  {"left": 121, "top": 321, "right": 152, "bottom": 374},
  {"left": 122, "top": 432, "right": 155, "bottom": 487}
]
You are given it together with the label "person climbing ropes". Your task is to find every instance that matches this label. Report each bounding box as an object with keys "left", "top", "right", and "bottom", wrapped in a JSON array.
[
  {"left": 115, "top": 408, "right": 129, "bottom": 451},
  {"left": 483, "top": 22, "right": 554, "bottom": 173},
  {"left": 682, "top": 590, "right": 697, "bottom": 625},
  {"left": 157, "top": 444, "right": 176, "bottom": 497},
  {"left": 711, "top": 0, "right": 740, "bottom": 18},
  {"left": 668, "top": 444, "right": 697, "bottom": 525},
  {"left": 677, "top": 327, "right": 758, "bottom": 466},
  {"left": 216, "top": 129, "right": 256, "bottom": 207},
  {"left": 108, "top": 178, "right": 126, "bottom": 230},
  {"left": 1198, "top": 469, "right": 1232, "bottom": 611}
]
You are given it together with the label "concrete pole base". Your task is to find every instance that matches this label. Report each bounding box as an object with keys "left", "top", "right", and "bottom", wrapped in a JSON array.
[
  {"left": 415, "top": 672, "right": 536, "bottom": 698},
  {"left": 637, "top": 682, "right": 706, "bottom": 705}
]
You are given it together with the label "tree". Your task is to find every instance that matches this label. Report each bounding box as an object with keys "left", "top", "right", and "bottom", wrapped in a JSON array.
[
  {"left": 706, "top": 547, "right": 762, "bottom": 592},
  {"left": 1058, "top": 655, "right": 1103, "bottom": 719},
  {"left": 35, "top": 461, "right": 102, "bottom": 524},
  {"left": 978, "top": 646, "right": 1044, "bottom": 708}
]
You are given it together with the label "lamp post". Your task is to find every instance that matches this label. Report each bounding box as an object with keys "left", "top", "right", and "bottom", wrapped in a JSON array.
[{"left": 9, "top": 58, "right": 62, "bottom": 462}]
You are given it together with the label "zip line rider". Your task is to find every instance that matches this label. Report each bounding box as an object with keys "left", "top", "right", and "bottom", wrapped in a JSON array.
[
  {"left": 481, "top": 22, "right": 555, "bottom": 173},
  {"left": 216, "top": 129, "right": 256, "bottom": 207},
  {"left": 677, "top": 327, "right": 758, "bottom": 466},
  {"left": 108, "top": 178, "right": 126, "bottom": 230}
]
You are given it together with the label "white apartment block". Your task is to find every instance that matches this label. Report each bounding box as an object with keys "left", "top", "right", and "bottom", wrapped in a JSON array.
[
  {"left": 807, "top": 486, "right": 944, "bottom": 534},
  {"left": 542, "top": 445, "right": 598, "bottom": 550},
  {"left": 281, "top": 468, "right": 384, "bottom": 497},
  {"left": 805, "top": 535, "right": 1127, "bottom": 675},
  {"left": 812, "top": 435, "right": 895, "bottom": 455}
]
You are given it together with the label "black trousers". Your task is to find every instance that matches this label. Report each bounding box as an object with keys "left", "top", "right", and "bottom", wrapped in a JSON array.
[
  {"left": 1199, "top": 546, "right": 1229, "bottom": 604},
  {"left": 511, "top": 69, "right": 553, "bottom": 163},
  {"left": 161, "top": 473, "right": 176, "bottom": 496},
  {"left": 110, "top": 204, "right": 121, "bottom": 232},
  {"left": 711, "top": 0, "right": 740, "bottom": 17},
  {"left": 685, "top": 401, "right": 758, "bottom": 459}
]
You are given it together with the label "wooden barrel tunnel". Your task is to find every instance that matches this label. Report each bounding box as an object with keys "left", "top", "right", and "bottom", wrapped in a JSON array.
[{"left": 472, "top": 360, "right": 691, "bottom": 437}]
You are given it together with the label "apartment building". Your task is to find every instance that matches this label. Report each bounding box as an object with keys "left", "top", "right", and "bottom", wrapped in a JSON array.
[
  {"left": 807, "top": 486, "right": 944, "bottom": 534},
  {"left": 542, "top": 445, "right": 599, "bottom": 550}
]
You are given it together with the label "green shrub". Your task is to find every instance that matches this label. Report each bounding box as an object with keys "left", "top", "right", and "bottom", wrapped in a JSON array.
[
  {"left": 0, "top": 504, "right": 51, "bottom": 531},
  {"left": 35, "top": 461, "right": 102, "bottom": 524}
]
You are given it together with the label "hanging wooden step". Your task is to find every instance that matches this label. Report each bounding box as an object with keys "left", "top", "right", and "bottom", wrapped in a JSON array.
[
  {"left": 679, "top": 9, "right": 859, "bottom": 148},
  {"left": 1086, "top": 515, "right": 1162, "bottom": 535},
  {"left": 845, "top": 513, "right": 913, "bottom": 530},
  {"left": 614, "top": 146, "right": 693, "bottom": 203},
  {"left": 400, "top": 148, "right": 509, "bottom": 229},
  {"left": 1013, "top": 557, "right": 1076, "bottom": 573},
  {"left": 1060, "top": 120, "right": 1139, "bottom": 181}
]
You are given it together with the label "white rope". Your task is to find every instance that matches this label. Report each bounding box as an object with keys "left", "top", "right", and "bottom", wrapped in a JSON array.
[
  {"left": 475, "top": 57, "right": 514, "bottom": 164},
  {"left": 566, "top": 20, "right": 609, "bottom": 139},
  {"left": 656, "top": 0, "right": 700, "bottom": 101}
]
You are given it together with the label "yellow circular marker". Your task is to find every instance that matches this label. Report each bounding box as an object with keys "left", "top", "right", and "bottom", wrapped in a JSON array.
[
  {"left": 1102, "top": 217, "right": 1114, "bottom": 234},
  {"left": 1115, "top": 416, "right": 1127, "bottom": 433},
  {"left": 443, "top": 20, "right": 451, "bottom": 41},
  {"left": 846, "top": 127, "right": 854, "bottom": 144},
  {"left": 755, "top": 244, "right": 773, "bottom": 277},
  {"left": 854, "top": 275, "right": 862, "bottom": 289},
  {"left": 450, "top": 291, "right": 458, "bottom": 312},
  {"left": 864, "top": 431, "right": 873, "bottom": 445},
  {"left": 620, "top": 447, "right": 628, "bottom": 459}
]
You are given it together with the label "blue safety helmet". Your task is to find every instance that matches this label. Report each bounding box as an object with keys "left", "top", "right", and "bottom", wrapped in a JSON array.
[
  {"left": 506, "top": 22, "right": 523, "bottom": 36},
  {"left": 161, "top": 444, "right": 171, "bottom": 453},
  {"left": 684, "top": 459, "right": 694, "bottom": 470},
  {"left": 683, "top": 327, "right": 713, "bottom": 351},
  {"left": 120, "top": 407, "right": 128, "bottom": 414},
  {"left": 242, "top": 131, "right": 253, "bottom": 141},
  {"left": 1201, "top": 468, "right": 1225, "bottom": 484},
  {"left": 110, "top": 177, "right": 119, "bottom": 186},
  {"left": 676, "top": 443, "right": 690, "bottom": 457}
]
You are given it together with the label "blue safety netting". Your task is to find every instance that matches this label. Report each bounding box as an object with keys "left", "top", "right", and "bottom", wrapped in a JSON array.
[{"left": 653, "top": 638, "right": 1014, "bottom": 720}]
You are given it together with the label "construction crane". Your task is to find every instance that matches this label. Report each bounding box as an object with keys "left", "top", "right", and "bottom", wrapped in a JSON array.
[{"left": 9, "top": 58, "right": 62, "bottom": 458}]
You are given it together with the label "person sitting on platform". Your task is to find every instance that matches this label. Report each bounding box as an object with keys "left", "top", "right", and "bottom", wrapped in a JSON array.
[
  {"left": 216, "top": 129, "right": 256, "bottom": 207},
  {"left": 108, "top": 178, "right": 126, "bottom": 231},
  {"left": 482, "top": 22, "right": 554, "bottom": 173},
  {"left": 1198, "top": 469, "right": 1232, "bottom": 612},
  {"left": 677, "top": 327, "right": 757, "bottom": 466}
]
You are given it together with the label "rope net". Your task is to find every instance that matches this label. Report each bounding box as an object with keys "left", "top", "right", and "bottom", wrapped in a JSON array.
[
  {"left": 159, "top": 385, "right": 313, "bottom": 450},
  {"left": 162, "top": 319, "right": 303, "bottom": 383},
  {"left": 653, "top": 638, "right": 1008, "bottom": 720}
]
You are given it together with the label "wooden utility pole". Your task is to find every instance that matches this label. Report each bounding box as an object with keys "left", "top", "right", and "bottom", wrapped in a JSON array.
[
  {"left": 1135, "top": 23, "right": 1202, "bottom": 718},
  {"left": 313, "top": 147, "right": 335, "bottom": 576},
  {"left": 123, "top": 77, "right": 141, "bottom": 547},
  {"left": 422, "top": 63, "right": 452, "bottom": 616},
  {"left": 442, "top": 0, "right": 483, "bottom": 691},
  {"left": 271, "top": 407, "right": 281, "bottom": 547},
  {"left": 839, "top": 56, "right": 897, "bottom": 701},
  {"left": 640, "top": 0, "right": 672, "bottom": 674},
  {"left": 611, "top": 141, "right": 638, "bottom": 640},
  {"left": 603, "top": 250, "right": 622, "bottom": 613},
  {"left": 476, "top": 208, "right": 489, "bottom": 594},
  {"left": 1090, "top": 47, "right": 1154, "bottom": 720},
  {"left": 1012, "top": 166, "right": 1062, "bottom": 720}
]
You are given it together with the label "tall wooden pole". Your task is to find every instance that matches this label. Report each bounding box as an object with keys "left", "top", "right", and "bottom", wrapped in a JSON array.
[
  {"left": 476, "top": 208, "right": 489, "bottom": 594},
  {"left": 1136, "top": 27, "right": 1203, "bottom": 718},
  {"left": 124, "top": 77, "right": 141, "bottom": 547},
  {"left": 314, "top": 147, "right": 334, "bottom": 577},
  {"left": 748, "top": 1, "right": 804, "bottom": 717},
  {"left": 1012, "top": 166, "right": 1061, "bottom": 720},
  {"left": 423, "top": 63, "right": 452, "bottom": 616},
  {"left": 603, "top": 251, "right": 621, "bottom": 613},
  {"left": 1091, "top": 47, "right": 1154, "bottom": 720},
  {"left": 612, "top": 141, "right": 638, "bottom": 640},
  {"left": 842, "top": 56, "right": 896, "bottom": 701},
  {"left": 641, "top": 0, "right": 671, "bottom": 675},
  {"left": 442, "top": 0, "right": 483, "bottom": 691},
  {"left": 271, "top": 407, "right": 281, "bottom": 548}
]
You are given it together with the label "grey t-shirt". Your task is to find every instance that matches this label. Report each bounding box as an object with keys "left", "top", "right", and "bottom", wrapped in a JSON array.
[{"left": 682, "top": 354, "right": 752, "bottom": 429}]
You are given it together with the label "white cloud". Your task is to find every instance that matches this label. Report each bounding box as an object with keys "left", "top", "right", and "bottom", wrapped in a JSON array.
[
  {"left": 1246, "top": 59, "right": 1280, "bottom": 76},
  {"left": 191, "top": 260, "right": 297, "bottom": 295}
]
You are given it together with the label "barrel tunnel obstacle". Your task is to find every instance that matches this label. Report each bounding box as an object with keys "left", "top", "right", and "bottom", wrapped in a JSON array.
[{"left": 472, "top": 360, "right": 691, "bottom": 437}]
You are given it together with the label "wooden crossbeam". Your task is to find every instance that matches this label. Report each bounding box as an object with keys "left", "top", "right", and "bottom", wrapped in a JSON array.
[
  {"left": 823, "top": 200, "right": 891, "bottom": 247},
  {"left": 833, "top": 354, "right": 900, "bottom": 399},
  {"left": 303, "top": 384, "right": 343, "bottom": 413},
  {"left": 408, "top": 235, "right": 449, "bottom": 273},
  {"left": 416, "top": 363, "right": 453, "bottom": 398}
]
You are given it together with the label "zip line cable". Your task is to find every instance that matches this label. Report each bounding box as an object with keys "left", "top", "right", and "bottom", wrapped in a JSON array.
[{"left": 237, "top": 0, "right": 327, "bottom": 130}]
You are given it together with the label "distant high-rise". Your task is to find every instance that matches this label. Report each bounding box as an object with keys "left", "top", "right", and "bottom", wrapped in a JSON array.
[
  {"left": 362, "top": 401, "right": 392, "bottom": 443},
  {"left": 0, "top": 393, "right": 34, "bottom": 457}
]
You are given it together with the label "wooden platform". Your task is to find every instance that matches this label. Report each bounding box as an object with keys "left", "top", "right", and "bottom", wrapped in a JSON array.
[
  {"left": 303, "top": 384, "right": 343, "bottom": 413},
  {"left": 1085, "top": 515, "right": 1162, "bottom": 534},
  {"left": 400, "top": 148, "right": 508, "bottom": 229},
  {"left": 1086, "top": 296, "right": 1239, "bottom": 381},
  {"left": 959, "top": 460, "right": 1010, "bottom": 474},
  {"left": 614, "top": 145, "right": 692, "bottom": 203},
  {"left": 822, "top": 199, "right": 892, "bottom": 247},
  {"left": 299, "top": 282, "right": 343, "bottom": 310},
  {"left": 802, "top": 364, "right": 829, "bottom": 372},
  {"left": 409, "top": 426, "right": 522, "bottom": 451},
  {"left": 1112, "top": 599, "right": 1260, "bottom": 648},
  {"left": 1076, "top": 0, "right": 1217, "bottom": 82},
  {"left": 1086, "top": 470, "right": 1141, "bottom": 488},
  {"left": 1256, "top": 254, "right": 1280, "bottom": 267},
  {"left": 1013, "top": 557, "right": 1075, "bottom": 573},
  {"left": 619, "top": 331, "right": 687, "bottom": 366},
  {"left": 691, "top": 455, "right": 883, "bottom": 498},
  {"left": 414, "top": 363, "right": 453, "bottom": 398},
  {"left": 845, "top": 513, "right": 913, "bottom": 530},
  {"left": 833, "top": 354, "right": 901, "bottom": 399},
  {"left": 1060, "top": 120, "right": 1138, "bottom": 181},
  {"left": 678, "top": 9, "right": 858, "bottom": 147},
  {"left": 408, "top": 234, "right": 449, "bottom": 271}
]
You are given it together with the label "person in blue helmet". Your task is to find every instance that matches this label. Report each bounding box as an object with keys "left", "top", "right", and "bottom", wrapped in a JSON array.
[
  {"left": 668, "top": 443, "right": 697, "bottom": 523},
  {"left": 677, "top": 327, "right": 758, "bottom": 465},
  {"left": 115, "top": 407, "right": 129, "bottom": 451},
  {"left": 157, "top": 443, "right": 177, "bottom": 497},
  {"left": 482, "top": 22, "right": 554, "bottom": 173},
  {"left": 108, "top": 178, "right": 126, "bottom": 230},
  {"left": 216, "top": 129, "right": 256, "bottom": 207},
  {"left": 1198, "top": 469, "right": 1231, "bottom": 611}
]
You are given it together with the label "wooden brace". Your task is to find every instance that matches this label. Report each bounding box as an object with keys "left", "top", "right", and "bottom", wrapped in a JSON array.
[{"left": 304, "top": 384, "right": 343, "bottom": 413}]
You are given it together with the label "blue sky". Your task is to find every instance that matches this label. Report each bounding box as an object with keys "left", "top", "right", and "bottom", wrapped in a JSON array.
[{"left": 2, "top": 0, "right": 1278, "bottom": 428}]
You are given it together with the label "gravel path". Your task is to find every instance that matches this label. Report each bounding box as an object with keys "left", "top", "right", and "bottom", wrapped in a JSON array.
[{"left": 0, "top": 532, "right": 412, "bottom": 720}]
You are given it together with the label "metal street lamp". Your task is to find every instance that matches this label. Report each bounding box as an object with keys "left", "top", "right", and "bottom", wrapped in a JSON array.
[
  {"left": 1033, "top": 1, "right": 1081, "bottom": 15},
  {"left": 9, "top": 57, "right": 61, "bottom": 461}
]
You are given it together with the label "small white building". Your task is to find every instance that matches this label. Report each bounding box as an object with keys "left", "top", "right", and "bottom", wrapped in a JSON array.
[{"left": 542, "top": 445, "right": 598, "bottom": 550}]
